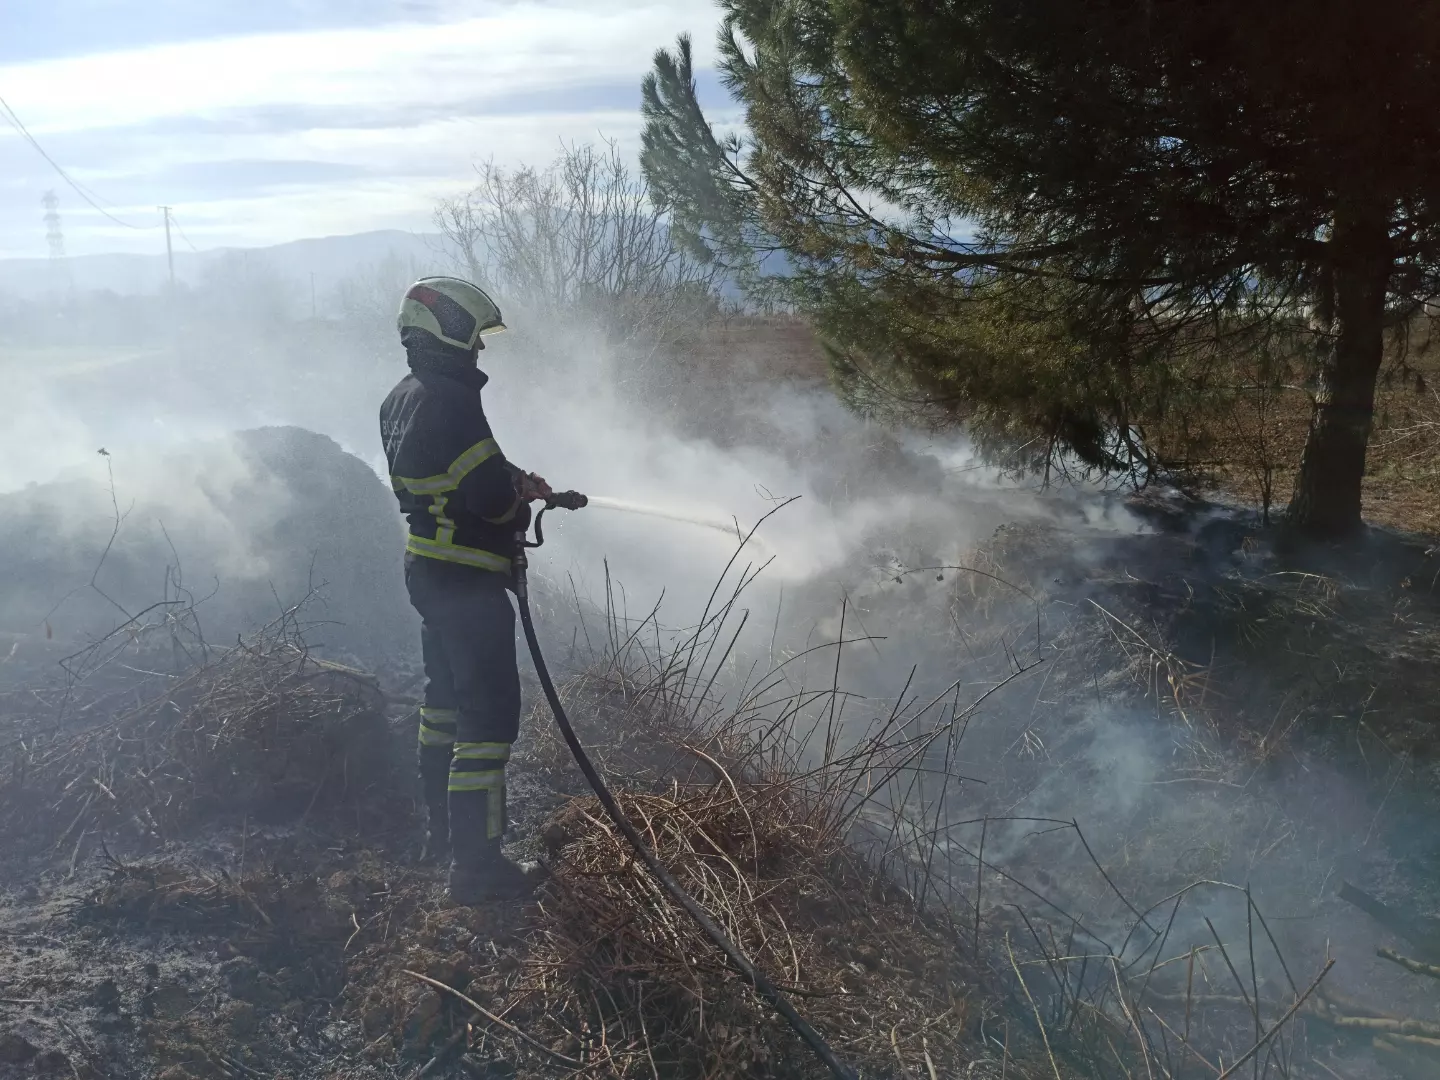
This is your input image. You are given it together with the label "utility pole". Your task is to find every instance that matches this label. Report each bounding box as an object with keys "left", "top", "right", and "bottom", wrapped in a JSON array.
[
  {"left": 311, "top": 271, "right": 317, "bottom": 319},
  {"left": 159, "top": 205, "right": 174, "bottom": 288}
]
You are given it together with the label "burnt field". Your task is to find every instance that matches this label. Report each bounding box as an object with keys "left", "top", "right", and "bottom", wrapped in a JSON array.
[
  {"left": 1, "top": 321, "right": 1439, "bottom": 1080},
  {"left": 0, "top": 431, "right": 1438, "bottom": 1080}
]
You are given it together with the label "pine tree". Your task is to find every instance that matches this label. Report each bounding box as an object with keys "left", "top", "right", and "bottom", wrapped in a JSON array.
[{"left": 641, "top": 3, "right": 1440, "bottom": 536}]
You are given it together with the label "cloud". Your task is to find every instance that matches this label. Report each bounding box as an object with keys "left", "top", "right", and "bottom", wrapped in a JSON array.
[
  {"left": 156, "top": 158, "right": 372, "bottom": 195},
  {"left": 104, "top": 108, "right": 654, "bottom": 248},
  {"left": 0, "top": 2, "right": 734, "bottom": 257},
  {"left": 1, "top": 5, "right": 717, "bottom": 134},
  {"left": 4, "top": 1, "right": 467, "bottom": 64}
]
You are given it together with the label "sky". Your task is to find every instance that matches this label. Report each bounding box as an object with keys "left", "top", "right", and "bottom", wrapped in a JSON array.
[{"left": 0, "top": 0, "right": 732, "bottom": 258}]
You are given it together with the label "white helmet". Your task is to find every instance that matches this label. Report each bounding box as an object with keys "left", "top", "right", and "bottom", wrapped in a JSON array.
[{"left": 397, "top": 276, "right": 506, "bottom": 351}]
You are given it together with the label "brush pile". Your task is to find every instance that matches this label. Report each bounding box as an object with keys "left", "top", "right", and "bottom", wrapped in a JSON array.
[
  {"left": 0, "top": 604, "right": 402, "bottom": 855},
  {"left": 526, "top": 787, "right": 972, "bottom": 1076},
  {"left": 352, "top": 775, "right": 982, "bottom": 1079}
]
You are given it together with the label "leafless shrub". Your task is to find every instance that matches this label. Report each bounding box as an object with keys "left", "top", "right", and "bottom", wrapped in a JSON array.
[
  {"left": 333, "top": 250, "right": 433, "bottom": 339},
  {"left": 435, "top": 140, "right": 729, "bottom": 355}
]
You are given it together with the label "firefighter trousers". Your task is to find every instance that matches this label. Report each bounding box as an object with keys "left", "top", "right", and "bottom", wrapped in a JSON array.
[{"left": 405, "top": 555, "right": 521, "bottom": 862}]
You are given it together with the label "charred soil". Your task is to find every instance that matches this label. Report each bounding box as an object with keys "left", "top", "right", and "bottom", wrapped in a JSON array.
[{"left": 2, "top": 494, "right": 1440, "bottom": 1080}]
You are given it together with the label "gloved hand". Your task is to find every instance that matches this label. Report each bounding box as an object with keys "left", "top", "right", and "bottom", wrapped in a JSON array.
[{"left": 518, "top": 472, "right": 553, "bottom": 503}]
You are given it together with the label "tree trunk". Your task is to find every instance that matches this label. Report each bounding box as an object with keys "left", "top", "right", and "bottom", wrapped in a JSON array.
[{"left": 1285, "top": 204, "right": 1392, "bottom": 539}]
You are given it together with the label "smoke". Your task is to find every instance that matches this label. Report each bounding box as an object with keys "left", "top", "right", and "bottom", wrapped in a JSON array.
[
  {"left": 0, "top": 253, "right": 1163, "bottom": 827},
  {"left": 5, "top": 245, "right": 1429, "bottom": 1049},
  {"left": 0, "top": 243, "right": 1141, "bottom": 640}
]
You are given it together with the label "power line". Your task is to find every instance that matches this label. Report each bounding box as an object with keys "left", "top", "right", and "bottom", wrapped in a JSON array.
[
  {"left": 167, "top": 210, "right": 203, "bottom": 254},
  {"left": 0, "top": 95, "right": 146, "bottom": 225},
  {"left": 0, "top": 94, "right": 158, "bottom": 230}
]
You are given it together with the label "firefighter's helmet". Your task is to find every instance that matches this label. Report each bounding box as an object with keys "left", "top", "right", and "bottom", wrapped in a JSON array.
[{"left": 397, "top": 276, "right": 506, "bottom": 351}]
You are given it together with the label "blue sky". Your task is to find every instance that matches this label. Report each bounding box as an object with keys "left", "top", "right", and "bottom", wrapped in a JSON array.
[{"left": 0, "top": 1, "right": 732, "bottom": 257}]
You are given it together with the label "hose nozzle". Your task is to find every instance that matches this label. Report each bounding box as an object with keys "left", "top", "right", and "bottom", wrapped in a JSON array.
[{"left": 548, "top": 490, "right": 588, "bottom": 511}]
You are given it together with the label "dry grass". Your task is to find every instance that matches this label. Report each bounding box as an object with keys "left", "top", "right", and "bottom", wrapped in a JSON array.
[
  {"left": 1, "top": 518, "right": 1347, "bottom": 1080},
  {"left": 957, "top": 512, "right": 1440, "bottom": 1080},
  {"left": 0, "top": 597, "right": 400, "bottom": 856},
  {"left": 474, "top": 781, "right": 974, "bottom": 1077},
  {"left": 380, "top": 546, "right": 1331, "bottom": 1080}
]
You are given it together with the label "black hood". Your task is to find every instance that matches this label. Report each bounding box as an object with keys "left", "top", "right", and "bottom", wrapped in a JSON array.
[{"left": 403, "top": 327, "right": 489, "bottom": 390}]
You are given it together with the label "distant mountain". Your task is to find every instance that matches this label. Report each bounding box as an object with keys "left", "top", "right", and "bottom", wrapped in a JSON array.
[
  {"left": 0, "top": 229, "right": 455, "bottom": 299},
  {"left": 0, "top": 225, "right": 793, "bottom": 307}
]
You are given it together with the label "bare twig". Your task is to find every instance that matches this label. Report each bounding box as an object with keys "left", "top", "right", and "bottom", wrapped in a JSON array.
[
  {"left": 402, "top": 970, "right": 584, "bottom": 1068},
  {"left": 1215, "top": 960, "right": 1336, "bottom": 1080}
]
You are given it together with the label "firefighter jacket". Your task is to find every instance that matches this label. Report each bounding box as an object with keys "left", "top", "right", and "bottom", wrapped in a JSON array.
[{"left": 380, "top": 354, "right": 527, "bottom": 574}]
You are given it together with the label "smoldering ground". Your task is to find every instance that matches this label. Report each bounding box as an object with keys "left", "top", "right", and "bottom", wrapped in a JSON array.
[{"left": 3, "top": 255, "right": 1440, "bottom": 1078}]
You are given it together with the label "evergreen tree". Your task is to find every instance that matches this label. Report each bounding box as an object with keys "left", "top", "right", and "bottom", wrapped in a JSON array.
[{"left": 641, "top": 3, "right": 1440, "bottom": 536}]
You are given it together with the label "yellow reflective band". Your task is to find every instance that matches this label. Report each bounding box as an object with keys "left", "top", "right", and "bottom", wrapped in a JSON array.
[
  {"left": 447, "top": 770, "right": 503, "bottom": 790},
  {"left": 453, "top": 742, "right": 511, "bottom": 762},
  {"left": 419, "top": 709, "right": 457, "bottom": 741},
  {"left": 447, "top": 769, "right": 506, "bottom": 838},
  {"left": 392, "top": 439, "right": 501, "bottom": 496},
  {"left": 418, "top": 724, "right": 456, "bottom": 747},
  {"left": 431, "top": 494, "right": 456, "bottom": 545},
  {"left": 406, "top": 534, "right": 512, "bottom": 572}
]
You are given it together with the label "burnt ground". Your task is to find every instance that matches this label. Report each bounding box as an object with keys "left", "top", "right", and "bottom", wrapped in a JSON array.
[
  {"left": 0, "top": 659, "right": 1011, "bottom": 1080},
  {"left": 0, "top": 589, "right": 553, "bottom": 1080},
  {"left": 0, "top": 646, "right": 581, "bottom": 1080},
  {"left": 1, "top": 703, "right": 446, "bottom": 1079},
  {"left": 1, "top": 495, "right": 1439, "bottom": 1080},
  {"left": 0, "top": 605, "right": 1001, "bottom": 1080},
  {"left": 952, "top": 495, "right": 1440, "bottom": 1080}
]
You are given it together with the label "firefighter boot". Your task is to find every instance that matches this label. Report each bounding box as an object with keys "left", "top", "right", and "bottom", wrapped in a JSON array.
[
  {"left": 417, "top": 745, "right": 452, "bottom": 865},
  {"left": 448, "top": 838, "right": 545, "bottom": 905},
  {"left": 446, "top": 756, "right": 542, "bottom": 904}
]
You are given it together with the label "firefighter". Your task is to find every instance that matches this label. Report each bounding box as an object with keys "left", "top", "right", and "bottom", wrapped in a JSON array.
[{"left": 380, "top": 276, "right": 552, "bottom": 904}]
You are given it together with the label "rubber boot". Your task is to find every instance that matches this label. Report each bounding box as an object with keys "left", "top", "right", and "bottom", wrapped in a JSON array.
[
  {"left": 448, "top": 840, "right": 545, "bottom": 905},
  {"left": 447, "top": 767, "right": 542, "bottom": 904},
  {"left": 418, "top": 746, "right": 451, "bottom": 866}
]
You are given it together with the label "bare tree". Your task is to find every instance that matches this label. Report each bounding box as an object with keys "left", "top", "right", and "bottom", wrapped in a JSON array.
[
  {"left": 435, "top": 140, "right": 728, "bottom": 351},
  {"left": 335, "top": 251, "right": 431, "bottom": 331}
]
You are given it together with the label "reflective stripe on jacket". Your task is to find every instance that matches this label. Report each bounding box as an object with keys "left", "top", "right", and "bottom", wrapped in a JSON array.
[{"left": 380, "top": 362, "right": 524, "bottom": 573}]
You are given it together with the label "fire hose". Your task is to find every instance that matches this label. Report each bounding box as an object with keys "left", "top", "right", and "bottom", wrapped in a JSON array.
[{"left": 514, "top": 492, "right": 856, "bottom": 1080}]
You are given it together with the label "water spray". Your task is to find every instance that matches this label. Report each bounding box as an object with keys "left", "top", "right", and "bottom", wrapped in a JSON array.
[
  {"left": 512, "top": 492, "right": 853, "bottom": 1080},
  {"left": 584, "top": 495, "right": 774, "bottom": 557}
]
